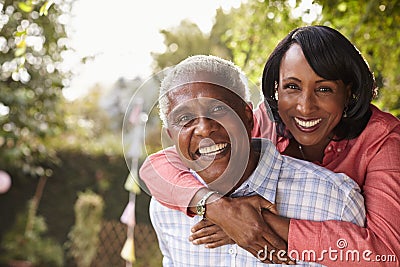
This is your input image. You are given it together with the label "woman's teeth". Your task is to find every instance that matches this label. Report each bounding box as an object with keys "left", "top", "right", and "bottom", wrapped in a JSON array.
[
  {"left": 294, "top": 117, "right": 322, "bottom": 128},
  {"left": 199, "top": 143, "right": 228, "bottom": 156}
]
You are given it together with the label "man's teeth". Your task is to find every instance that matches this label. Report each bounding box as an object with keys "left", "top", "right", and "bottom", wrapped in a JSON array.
[
  {"left": 294, "top": 117, "right": 322, "bottom": 128},
  {"left": 199, "top": 143, "right": 227, "bottom": 156}
]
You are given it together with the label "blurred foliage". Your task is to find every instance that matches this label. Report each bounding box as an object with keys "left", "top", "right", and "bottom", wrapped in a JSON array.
[
  {"left": 0, "top": 148, "right": 132, "bottom": 239},
  {"left": 151, "top": 20, "right": 210, "bottom": 72},
  {"left": 151, "top": 11, "right": 233, "bottom": 73},
  {"left": 152, "top": 0, "right": 400, "bottom": 116},
  {"left": 99, "top": 76, "right": 165, "bottom": 157},
  {"left": 66, "top": 190, "right": 104, "bottom": 267},
  {"left": 132, "top": 241, "right": 162, "bottom": 267},
  {"left": 0, "top": 0, "right": 74, "bottom": 177},
  {"left": 316, "top": 0, "right": 400, "bottom": 115},
  {"left": 0, "top": 200, "right": 64, "bottom": 266},
  {"left": 220, "top": 0, "right": 305, "bottom": 83},
  {"left": 48, "top": 84, "right": 123, "bottom": 156}
]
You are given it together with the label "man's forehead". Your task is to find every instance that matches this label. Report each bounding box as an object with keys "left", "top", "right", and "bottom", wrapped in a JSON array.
[
  {"left": 168, "top": 82, "right": 237, "bottom": 105},
  {"left": 168, "top": 71, "right": 231, "bottom": 87},
  {"left": 167, "top": 82, "right": 238, "bottom": 98}
]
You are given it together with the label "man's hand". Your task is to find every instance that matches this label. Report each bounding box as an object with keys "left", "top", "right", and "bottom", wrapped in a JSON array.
[
  {"left": 203, "top": 195, "right": 292, "bottom": 264},
  {"left": 189, "top": 195, "right": 279, "bottom": 248},
  {"left": 189, "top": 219, "right": 234, "bottom": 248}
]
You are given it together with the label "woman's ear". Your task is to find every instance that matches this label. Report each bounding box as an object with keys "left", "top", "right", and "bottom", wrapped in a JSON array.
[{"left": 345, "top": 83, "right": 352, "bottom": 104}]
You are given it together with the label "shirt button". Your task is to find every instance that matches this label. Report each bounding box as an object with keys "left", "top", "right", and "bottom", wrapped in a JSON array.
[
  {"left": 327, "top": 146, "right": 332, "bottom": 151},
  {"left": 228, "top": 247, "right": 235, "bottom": 254},
  {"left": 337, "top": 148, "right": 342, "bottom": 152}
]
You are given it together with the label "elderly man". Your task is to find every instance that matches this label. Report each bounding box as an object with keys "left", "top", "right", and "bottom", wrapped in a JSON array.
[{"left": 149, "top": 55, "right": 365, "bottom": 266}]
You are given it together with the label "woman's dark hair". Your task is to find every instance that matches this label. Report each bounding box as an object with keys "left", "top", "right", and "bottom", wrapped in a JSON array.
[{"left": 262, "top": 25, "right": 377, "bottom": 140}]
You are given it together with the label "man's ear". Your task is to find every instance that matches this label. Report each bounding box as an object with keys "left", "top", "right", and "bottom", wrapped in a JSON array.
[
  {"left": 245, "top": 102, "right": 254, "bottom": 130},
  {"left": 165, "top": 127, "right": 173, "bottom": 139}
]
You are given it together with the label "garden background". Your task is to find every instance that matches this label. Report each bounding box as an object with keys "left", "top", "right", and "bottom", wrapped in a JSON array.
[{"left": 0, "top": 0, "right": 398, "bottom": 266}]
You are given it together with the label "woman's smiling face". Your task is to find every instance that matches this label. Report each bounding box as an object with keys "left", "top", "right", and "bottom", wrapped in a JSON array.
[{"left": 277, "top": 44, "right": 351, "bottom": 148}]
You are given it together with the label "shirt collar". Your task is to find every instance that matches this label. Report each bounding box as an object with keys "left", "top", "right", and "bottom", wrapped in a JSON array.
[
  {"left": 189, "top": 169, "right": 207, "bottom": 186},
  {"left": 231, "top": 138, "right": 283, "bottom": 204},
  {"left": 328, "top": 139, "right": 349, "bottom": 153},
  {"left": 277, "top": 137, "right": 350, "bottom": 161}
]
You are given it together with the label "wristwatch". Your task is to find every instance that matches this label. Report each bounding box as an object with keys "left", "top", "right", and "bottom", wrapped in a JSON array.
[{"left": 196, "top": 191, "right": 218, "bottom": 218}]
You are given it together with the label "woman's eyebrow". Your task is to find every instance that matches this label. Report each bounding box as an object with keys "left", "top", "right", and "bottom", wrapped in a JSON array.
[
  {"left": 282, "top": 77, "right": 301, "bottom": 83},
  {"left": 282, "top": 77, "right": 337, "bottom": 84}
]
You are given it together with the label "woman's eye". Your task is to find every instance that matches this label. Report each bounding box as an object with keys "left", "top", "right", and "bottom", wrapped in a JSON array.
[
  {"left": 284, "top": 83, "right": 299, "bottom": 90},
  {"left": 317, "top": 87, "right": 333, "bottom": 93}
]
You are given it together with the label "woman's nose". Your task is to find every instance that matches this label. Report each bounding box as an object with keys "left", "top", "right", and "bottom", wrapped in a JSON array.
[{"left": 296, "top": 91, "right": 317, "bottom": 115}]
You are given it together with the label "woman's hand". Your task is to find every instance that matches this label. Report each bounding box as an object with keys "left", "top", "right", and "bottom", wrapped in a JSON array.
[
  {"left": 189, "top": 219, "right": 234, "bottom": 248},
  {"left": 204, "top": 195, "right": 292, "bottom": 264},
  {"left": 262, "top": 207, "right": 290, "bottom": 243}
]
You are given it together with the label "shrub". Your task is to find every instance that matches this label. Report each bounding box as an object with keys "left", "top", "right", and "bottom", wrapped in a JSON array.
[{"left": 65, "top": 190, "right": 104, "bottom": 267}]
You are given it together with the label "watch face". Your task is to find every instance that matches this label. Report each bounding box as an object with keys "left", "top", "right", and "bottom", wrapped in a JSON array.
[
  {"left": 196, "top": 191, "right": 216, "bottom": 217},
  {"left": 196, "top": 205, "right": 205, "bottom": 216}
]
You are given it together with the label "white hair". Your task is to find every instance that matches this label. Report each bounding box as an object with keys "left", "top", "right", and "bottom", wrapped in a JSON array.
[{"left": 159, "top": 55, "right": 250, "bottom": 127}]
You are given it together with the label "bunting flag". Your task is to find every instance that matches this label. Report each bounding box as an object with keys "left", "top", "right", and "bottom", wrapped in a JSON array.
[
  {"left": 120, "top": 98, "right": 145, "bottom": 265},
  {"left": 120, "top": 192, "right": 138, "bottom": 264},
  {"left": 0, "top": 170, "right": 11, "bottom": 194},
  {"left": 124, "top": 172, "right": 141, "bottom": 195},
  {"left": 128, "top": 98, "right": 144, "bottom": 125},
  {"left": 121, "top": 198, "right": 137, "bottom": 228},
  {"left": 120, "top": 236, "right": 136, "bottom": 263}
]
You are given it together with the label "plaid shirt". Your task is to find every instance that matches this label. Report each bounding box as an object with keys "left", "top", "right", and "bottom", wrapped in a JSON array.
[{"left": 150, "top": 138, "right": 366, "bottom": 267}]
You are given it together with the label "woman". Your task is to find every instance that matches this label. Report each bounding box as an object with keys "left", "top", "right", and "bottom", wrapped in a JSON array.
[{"left": 140, "top": 26, "right": 400, "bottom": 266}]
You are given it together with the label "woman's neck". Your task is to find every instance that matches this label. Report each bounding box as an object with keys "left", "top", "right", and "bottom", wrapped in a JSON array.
[{"left": 285, "top": 138, "right": 330, "bottom": 163}]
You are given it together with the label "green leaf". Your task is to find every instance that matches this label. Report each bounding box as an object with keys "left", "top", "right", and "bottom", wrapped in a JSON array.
[
  {"left": 18, "top": 2, "right": 34, "bottom": 13},
  {"left": 16, "top": 39, "right": 26, "bottom": 48},
  {"left": 337, "top": 2, "right": 347, "bottom": 12},
  {"left": 40, "top": 0, "right": 54, "bottom": 16},
  {"left": 14, "top": 46, "right": 26, "bottom": 57},
  {"left": 14, "top": 30, "right": 27, "bottom": 37}
]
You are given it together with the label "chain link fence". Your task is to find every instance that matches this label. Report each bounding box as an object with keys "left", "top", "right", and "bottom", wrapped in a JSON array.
[{"left": 91, "top": 221, "right": 162, "bottom": 267}]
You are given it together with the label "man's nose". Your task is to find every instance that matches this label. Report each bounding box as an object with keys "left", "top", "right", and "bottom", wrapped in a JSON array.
[{"left": 194, "top": 117, "right": 219, "bottom": 137}]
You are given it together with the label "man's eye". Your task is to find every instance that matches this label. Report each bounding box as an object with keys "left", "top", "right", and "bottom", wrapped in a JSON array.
[
  {"left": 176, "top": 115, "right": 194, "bottom": 126},
  {"left": 211, "top": 105, "right": 226, "bottom": 113}
]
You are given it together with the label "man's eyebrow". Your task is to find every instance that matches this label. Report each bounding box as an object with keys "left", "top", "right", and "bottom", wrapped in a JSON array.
[
  {"left": 168, "top": 104, "right": 191, "bottom": 117},
  {"left": 211, "top": 96, "right": 237, "bottom": 104},
  {"left": 208, "top": 98, "right": 224, "bottom": 105}
]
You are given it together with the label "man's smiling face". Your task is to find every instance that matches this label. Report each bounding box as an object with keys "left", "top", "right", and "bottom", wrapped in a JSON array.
[{"left": 165, "top": 82, "right": 253, "bottom": 189}]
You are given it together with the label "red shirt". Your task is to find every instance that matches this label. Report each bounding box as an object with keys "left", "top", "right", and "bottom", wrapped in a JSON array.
[{"left": 140, "top": 103, "right": 400, "bottom": 266}]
